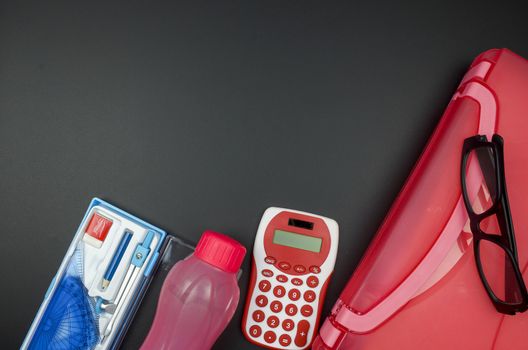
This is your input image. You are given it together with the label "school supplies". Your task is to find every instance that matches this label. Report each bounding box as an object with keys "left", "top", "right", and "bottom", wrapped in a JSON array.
[
  {"left": 101, "top": 231, "right": 156, "bottom": 343},
  {"left": 83, "top": 212, "right": 113, "bottom": 248},
  {"left": 102, "top": 231, "right": 133, "bottom": 290},
  {"left": 141, "top": 231, "right": 246, "bottom": 350},
  {"left": 313, "top": 48, "right": 528, "bottom": 350},
  {"left": 28, "top": 248, "right": 99, "bottom": 350},
  {"left": 22, "top": 199, "right": 166, "bottom": 350},
  {"left": 242, "top": 208, "right": 338, "bottom": 349}
]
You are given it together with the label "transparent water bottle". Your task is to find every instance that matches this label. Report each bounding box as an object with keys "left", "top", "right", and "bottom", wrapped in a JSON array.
[{"left": 141, "top": 231, "right": 246, "bottom": 350}]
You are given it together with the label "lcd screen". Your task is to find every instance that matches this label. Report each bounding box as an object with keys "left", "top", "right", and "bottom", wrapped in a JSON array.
[{"left": 273, "top": 230, "right": 322, "bottom": 253}]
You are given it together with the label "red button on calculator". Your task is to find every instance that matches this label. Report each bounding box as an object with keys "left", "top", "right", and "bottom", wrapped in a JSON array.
[
  {"left": 293, "top": 265, "right": 306, "bottom": 273},
  {"left": 282, "top": 319, "right": 295, "bottom": 331},
  {"left": 301, "top": 304, "right": 313, "bottom": 317},
  {"left": 249, "top": 325, "right": 262, "bottom": 338},
  {"left": 309, "top": 265, "right": 321, "bottom": 274},
  {"left": 264, "top": 256, "right": 276, "bottom": 264},
  {"left": 264, "top": 331, "right": 277, "bottom": 344},
  {"left": 259, "top": 280, "right": 271, "bottom": 292},
  {"left": 267, "top": 316, "right": 279, "bottom": 328},
  {"left": 291, "top": 278, "right": 303, "bottom": 286},
  {"left": 278, "top": 261, "right": 291, "bottom": 271},
  {"left": 307, "top": 276, "right": 319, "bottom": 288},
  {"left": 279, "top": 334, "right": 292, "bottom": 346},
  {"left": 304, "top": 290, "right": 316, "bottom": 303},
  {"left": 295, "top": 320, "right": 310, "bottom": 347},
  {"left": 270, "top": 301, "right": 283, "bottom": 313},
  {"left": 285, "top": 303, "right": 298, "bottom": 316},
  {"left": 253, "top": 310, "right": 265, "bottom": 322},
  {"left": 273, "top": 286, "right": 286, "bottom": 298},
  {"left": 276, "top": 274, "right": 288, "bottom": 283},
  {"left": 288, "top": 289, "right": 301, "bottom": 301},
  {"left": 255, "top": 295, "right": 268, "bottom": 307},
  {"left": 262, "top": 269, "right": 274, "bottom": 277}
]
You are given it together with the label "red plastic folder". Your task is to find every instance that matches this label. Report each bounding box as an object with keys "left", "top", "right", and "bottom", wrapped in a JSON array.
[{"left": 313, "top": 49, "right": 528, "bottom": 350}]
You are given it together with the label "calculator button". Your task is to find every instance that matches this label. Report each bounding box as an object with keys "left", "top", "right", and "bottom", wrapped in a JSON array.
[
  {"left": 267, "top": 315, "right": 280, "bottom": 328},
  {"left": 259, "top": 280, "right": 271, "bottom": 292},
  {"left": 249, "top": 325, "right": 262, "bottom": 338},
  {"left": 285, "top": 303, "right": 298, "bottom": 316},
  {"left": 282, "top": 318, "right": 295, "bottom": 331},
  {"left": 279, "top": 334, "right": 292, "bottom": 346},
  {"left": 255, "top": 295, "right": 268, "bottom": 307},
  {"left": 252, "top": 310, "right": 265, "bottom": 322},
  {"left": 262, "top": 269, "right": 274, "bottom": 277},
  {"left": 304, "top": 290, "right": 316, "bottom": 303},
  {"left": 307, "top": 276, "right": 319, "bottom": 288},
  {"left": 294, "top": 320, "right": 310, "bottom": 347},
  {"left": 291, "top": 278, "right": 303, "bottom": 286},
  {"left": 276, "top": 274, "right": 288, "bottom": 283},
  {"left": 270, "top": 301, "right": 283, "bottom": 313},
  {"left": 309, "top": 265, "right": 321, "bottom": 274},
  {"left": 264, "top": 331, "right": 277, "bottom": 344},
  {"left": 293, "top": 265, "right": 306, "bottom": 273},
  {"left": 273, "top": 286, "right": 286, "bottom": 298},
  {"left": 288, "top": 288, "right": 301, "bottom": 301},
  {"left": 301, "top": 304, "right": 313, "bottom": 317},
  {"left": 264, "top": 256, "right": 277, "bottom": 264},
  {"left": 278, "top": 261, "right": 291, "bottom": 271}
]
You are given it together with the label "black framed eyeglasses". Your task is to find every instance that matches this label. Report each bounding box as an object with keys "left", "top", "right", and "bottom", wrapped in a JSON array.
[{"left": 461, "top": 134, "right": 528, "bottom": 315}]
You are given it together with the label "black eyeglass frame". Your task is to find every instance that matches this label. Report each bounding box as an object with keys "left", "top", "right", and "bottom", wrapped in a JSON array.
[{"left": 461, "top": 134, "right": 528, "bottom": 315}]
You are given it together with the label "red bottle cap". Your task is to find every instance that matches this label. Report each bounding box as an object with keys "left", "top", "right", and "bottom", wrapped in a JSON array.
[{"left": 194, "top": 230, "right": 246, "bottom": 273}]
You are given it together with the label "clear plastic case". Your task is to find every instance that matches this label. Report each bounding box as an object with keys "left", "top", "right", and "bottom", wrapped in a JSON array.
[
  {"left": 118, "top": 235, "right": 195, "bottom": 348},
  {"left": 22, "top": 198, "right": 169, "bottom": 350}
]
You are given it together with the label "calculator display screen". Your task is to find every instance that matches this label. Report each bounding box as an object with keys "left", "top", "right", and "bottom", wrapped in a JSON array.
[{"left": 272, "top": 229, "right": 322, "bottom": 253}]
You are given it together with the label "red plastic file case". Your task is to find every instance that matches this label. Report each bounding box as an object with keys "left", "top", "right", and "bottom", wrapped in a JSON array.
[{"left": 313, "top": 48, "right": 528, "bottom": 350}]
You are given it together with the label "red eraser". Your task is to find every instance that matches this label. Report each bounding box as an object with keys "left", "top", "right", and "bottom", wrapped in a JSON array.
[{"left": 83, "top": 213, "right": 113, "bottom": 247}]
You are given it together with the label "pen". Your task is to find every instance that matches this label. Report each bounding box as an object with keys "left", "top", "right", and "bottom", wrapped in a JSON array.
[{"left": 102, "top": 230, "right": 133, "bottom": 289}]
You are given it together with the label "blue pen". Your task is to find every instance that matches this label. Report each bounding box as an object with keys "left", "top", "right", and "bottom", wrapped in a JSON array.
[{"left": 102, "top": 230, "right": 133, "bottom": 289}]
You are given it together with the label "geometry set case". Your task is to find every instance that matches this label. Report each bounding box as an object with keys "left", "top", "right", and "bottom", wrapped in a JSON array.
[
  {"left": 21, "top": 198, "right": 195, "bottom": 350},
  {"left": 313, "top": 48, "right": 528, "bottom": 350}
]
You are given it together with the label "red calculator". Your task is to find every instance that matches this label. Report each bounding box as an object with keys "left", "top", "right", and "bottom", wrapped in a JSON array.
[{"left": 242, "top": 207, "right": 339, "bottom": 349}]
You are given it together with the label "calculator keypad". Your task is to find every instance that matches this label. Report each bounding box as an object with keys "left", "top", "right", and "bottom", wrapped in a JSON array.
[{"left": 247, "top": 257, "right": 322, "bottom": 349}]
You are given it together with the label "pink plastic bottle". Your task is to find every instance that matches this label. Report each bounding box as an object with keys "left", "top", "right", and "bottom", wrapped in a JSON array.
[{"left": 141, "top": 231, "right": 246, "bottom": 350}]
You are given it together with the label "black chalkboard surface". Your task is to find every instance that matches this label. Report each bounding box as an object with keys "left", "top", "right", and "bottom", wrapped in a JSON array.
[{"left": 1, "top": 1, "right": 527, "bottom": 349}]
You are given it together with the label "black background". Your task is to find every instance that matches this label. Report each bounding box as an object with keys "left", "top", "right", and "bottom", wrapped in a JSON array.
[{"left": 1, "top": 1, "right": 527, "bottom": 349}]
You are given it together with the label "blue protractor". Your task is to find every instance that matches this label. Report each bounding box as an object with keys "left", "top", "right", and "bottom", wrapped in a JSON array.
[{"left": 29, "top": 248, "right": 99, "bottom": 349}]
